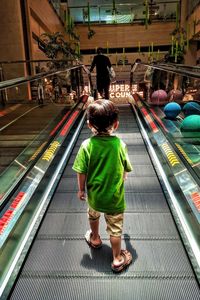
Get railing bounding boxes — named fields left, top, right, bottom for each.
left=160, top=63, right=200, bottom=74
left=50, top=0, right=179, bottom=25
left=140, top=62, right=200, bottom=79
left=0, top=61, right=92, bottom=106
left=130, top=61, right=200, bottom=104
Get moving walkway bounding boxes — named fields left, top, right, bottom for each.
left=8, top=104, right=200, bottom=299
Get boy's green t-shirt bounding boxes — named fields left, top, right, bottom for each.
left=72, top=136, right=132, bottom=214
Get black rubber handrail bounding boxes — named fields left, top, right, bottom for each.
left=0, top=64, right=86, bottom=90
left=140, top=62, right=200, bottom=79
left=159, top=63, right=200, bottom=70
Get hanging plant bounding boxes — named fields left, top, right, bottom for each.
left=66, top=8, right=80, bottom=41
left=39, top=32, right=80, bottom=67
left=75, top=42, right=81, bottom=57
left=186, top=23, right=190, bottom=50
left=87, top=2, right=96, bottom=39
left=88, top=29, right=95, bottom=39
left=168, top=27, right=187, bottom=63
left=171, top=1, right=187, bottom=63
left=39, top=32, right=64, bottom=59
left=138, top=41, right=141, bottom=53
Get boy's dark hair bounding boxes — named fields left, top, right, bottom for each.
left=87, top=100, right=119, bottom=133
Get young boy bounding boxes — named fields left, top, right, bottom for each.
left=72, top=99, right=133, bottom=273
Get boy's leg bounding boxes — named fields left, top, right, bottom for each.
left=105, top=213, right=123, bottom=263
left=105, top=213, right=132, bottom=268
left=87, top=207, right=102, bottom=247
left=89, top=219, right=102, bottom=246
left=110, top=235, right=123, bottom=264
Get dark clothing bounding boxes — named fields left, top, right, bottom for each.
left=90, top=54, right=111, bottom=99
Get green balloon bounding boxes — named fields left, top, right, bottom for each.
left=180, top=115, right=200, bottom=137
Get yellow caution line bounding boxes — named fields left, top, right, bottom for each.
left=42, top=141, right=60, bottom=162
left=137, top=100, right=143, bottom=108
left=175, top=143, right=193, bottom=165
left=29, top=142, right=47, bottom=162
left=162, top=143, right=180, bottom=166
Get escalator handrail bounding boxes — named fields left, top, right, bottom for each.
left=159, top=62, right=200, bottom=71
left=139, top=62, right=200, bottom=79
left=0, top=64, right=86, bottom=91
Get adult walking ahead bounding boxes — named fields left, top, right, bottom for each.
left=90, top=47, right=112, bottom=100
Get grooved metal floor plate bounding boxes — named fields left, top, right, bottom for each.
left=10, top=105, right=200, bottom=299
left=37, top=212, right=179, bottom=238
left=56, top=175, right=162, bottom=193
left=10, top=277, right=199, bottom=300
left=17, top=239, right=193, bottom=275
left=48, top=191, right=169, bottom=212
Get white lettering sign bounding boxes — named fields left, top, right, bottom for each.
left=109, top=84, right=138, bottom=98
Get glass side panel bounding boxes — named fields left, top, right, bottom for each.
left=134, top=64, right=200, bottom=226
left=0, top=63, right=90, bottom=206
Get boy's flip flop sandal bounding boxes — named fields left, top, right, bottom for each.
left=111, top=249, right=132, bottom=273
left=85, top=230, right=102, bottom=249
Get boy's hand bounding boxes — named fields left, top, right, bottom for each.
left=78, top=191, right=86, bottom=201
left=123, top=172, right=128, bottom=180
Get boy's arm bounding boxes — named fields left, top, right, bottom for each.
left=123, top=172, right=128, bottom=180
left=77, top=173, right=87, bottom=201
left=123, top=145, right=133, bottom=181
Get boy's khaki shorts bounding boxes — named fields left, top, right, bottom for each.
left=87, top=207, right=124, bottom=237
